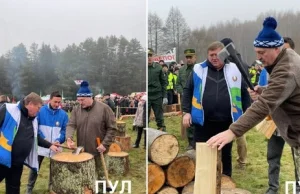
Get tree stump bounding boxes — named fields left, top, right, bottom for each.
left=165, top=156, right=195, bottom=188
left=148, top=128, right=179, bottom=166
left=116, top=120, right=126, bottom=137
left=221, top=188, right=251, bottom=194
left=157, top=186, right=179, bottom=194
left=105, top=151, right=129, bottom=175
left=221, top=175, right=236, bottom=189
left=50, top=152, right=95, bottom=194
left=109, top=142, right=122, bottom=152
left=115, top=136, right=131, bottom=151
left=148, top=163, right=165, bottom=194
left=182, top=181, right=194, bottom=194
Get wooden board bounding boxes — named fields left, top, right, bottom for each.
left=255, top=116, right=277, bottom=139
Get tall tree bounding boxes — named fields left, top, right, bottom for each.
left=148, top=12, right=164, bottom=53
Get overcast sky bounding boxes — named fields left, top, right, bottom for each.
left=0, top=0, right=146, bottom=55
left=149, top=0, right=299, bottom=29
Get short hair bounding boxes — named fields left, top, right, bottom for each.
left=207, top=41, right=225, bottom=53
left=50, top=91, right=62, bottom=99
left=162, top=64, right=168, bottom=68
left=283, top=37, right=295, bottom=49
left=24, top=92, right=43, bottom=105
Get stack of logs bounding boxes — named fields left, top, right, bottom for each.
left=148, top=128, right=251, bottom=194
left=104, top=120, right=131, bottom=175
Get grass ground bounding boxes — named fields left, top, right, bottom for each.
left=149, top=116, right=295, bottom=194
left=0, top=118, right=146, bottom=194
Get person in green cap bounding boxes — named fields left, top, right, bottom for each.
left=148, top=48, right=168, bottom=131
left=176, top=48, right=197, bottom=150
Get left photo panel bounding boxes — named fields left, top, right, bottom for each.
left=0, top=0, right=147, bottom=194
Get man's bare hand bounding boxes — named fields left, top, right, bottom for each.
left=183, top=113, right=192, bottom=128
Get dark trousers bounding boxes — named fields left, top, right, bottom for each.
left=193, top=120, right=233, bottom=177
left=134, top=126, right=146, bottom=147
left=266, top=134, right=300, bottom=194
left=27, top=155, right=50, bottom=193
left=0, top=164, right=24, bottom=194
left=167, top=90, right=173, bottom=105
left=148, top=98, right=165, bottom=131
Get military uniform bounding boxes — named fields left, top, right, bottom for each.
left=176, top=49, right=196, bottom=149
left=148, top=48, right=168, bottom=131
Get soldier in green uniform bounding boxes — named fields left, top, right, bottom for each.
left=148, top=48, right=168, bottom=131
left=176, top=49, right=197, bottom=150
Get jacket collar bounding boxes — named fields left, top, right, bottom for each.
left=265, top=48, right=287, bottom=74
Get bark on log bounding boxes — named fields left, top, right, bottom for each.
left=157, top=186, right=179, bottom=194
left=116, top=120, right=126, bottom=137
left=182, top=181, right=194, bottom=194
left=148, top=128, right=179, bottom=166
left=105, top=151, right=130, bottom=175
left=148, top=163, right=165, bottom=194
left=165, top=156, right=195, bottom=188
left=115, top=136, right=131, bottom=151
left=50, top=152, right=95, bottom=194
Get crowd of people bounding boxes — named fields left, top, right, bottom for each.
left=148, top=16, right=300, bottom=194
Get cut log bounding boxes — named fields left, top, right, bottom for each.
left=182, top=181, right=250, bottom=194
left=182, top=181, right=194, bottom=194
left=109, top=142, right=122, bottom=152
left=194, top=143, right=221, bottom=194
left=157, top=186, right=179, bottom=194
left=116, top=120, right=126, bottom=137
left=148, top=163, right=165, bottom=194
left=115, top=136, right=131, bottom=151
left=165, top=156, right=195, bottom=188
left=221, top=175, right=236, bottom=189
left=50, top=152, right=95, bottom=194
left=163, top=111, right=181, bottom=117
left=181, top=149, right=196, bottom=162
left=221, top=188, right=251, bottom=194
left=164, top=104, right=177, bottom=113
left=256, top=117, right=277, bottom=139
left=148, top=128, right=179, bottom=166
left=105, top=151, right=129, bottom=175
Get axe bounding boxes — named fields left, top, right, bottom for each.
left=217, top=42, right=254, bottom=90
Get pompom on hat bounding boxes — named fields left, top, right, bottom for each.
left=253, top=17, right=284, bottom=48
left=77, top=81, right=93, bottom=97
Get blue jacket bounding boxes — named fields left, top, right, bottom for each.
left=37, top=104, right=68, bottom=157
left=258, top=68, right=268, bottom=86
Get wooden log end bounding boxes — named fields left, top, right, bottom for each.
left=148, top=163, right=165, bottom=194
left=157, top=186, right=179, bottom=194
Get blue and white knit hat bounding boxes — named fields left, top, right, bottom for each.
left=77, top=81, right=93, bottom=97
left=253, top=17, right=284, bottom=48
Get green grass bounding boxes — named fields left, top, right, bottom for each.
left=0, top=118, right=146, bottom=194
left=150, top=116, right=295, bottom=194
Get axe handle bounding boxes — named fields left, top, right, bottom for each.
left=96, top=137, right=111, bottom=188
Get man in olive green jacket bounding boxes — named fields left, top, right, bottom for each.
left=148, top=48, right=168, bottom=131
left=176, top=49, right=196, bottom=149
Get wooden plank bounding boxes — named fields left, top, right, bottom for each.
left=194, top=142, right=221, bottom=194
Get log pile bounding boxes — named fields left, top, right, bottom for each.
left=148, top=134, right=251, bottom=194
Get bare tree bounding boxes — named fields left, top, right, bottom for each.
left=148, top=12, right=164, bottom=53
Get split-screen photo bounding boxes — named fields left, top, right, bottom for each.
left=1, top=0, right=300, bottom=193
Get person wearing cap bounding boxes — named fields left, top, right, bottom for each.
left=132, top=95, right=146, bottom=148
left=148, top=48, right=168, bottom=131
left=176, top=49, right=197, bottom=150
left=182, top=42, right=250, bottom=177
left=207, top=16, right=300, bottom=188
left=66, top=81, right=116, bottom=180
left=220, top=38, right=251, bottom=170
left=257, top=37, right=299, bottom=193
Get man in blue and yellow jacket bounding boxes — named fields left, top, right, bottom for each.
left=26, top=91, right=68, bottom=194
left=0, top=92, right=59, bottom=194
left=182, top=42, right=250, bottom=177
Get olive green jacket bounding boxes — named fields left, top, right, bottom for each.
left=148, top=63, right=167, bottom=100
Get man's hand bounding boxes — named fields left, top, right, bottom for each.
left=97, top=144, right=107, bottom=153
left=50, top=144, right=60, bottom=152
left=182, top=113, right=192, bottom=128
left=67, top=138, right=75, bottom=149
left=248, top=85, right=263, bottom=101
left=206, top=129, right=236, bottom=150
left=163, top=98, right=168, bottom=105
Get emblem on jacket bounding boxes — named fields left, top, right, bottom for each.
left=232, top=76, right=238, bottom=82
left=55, top=121, right=60, bottom=127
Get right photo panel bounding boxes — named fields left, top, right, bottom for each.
left=147, top=0, right=300, bottom=193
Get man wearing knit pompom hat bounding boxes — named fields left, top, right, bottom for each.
left=66, top=81, right=117, bottom=180
left=207, top=16, right=300, bottom=185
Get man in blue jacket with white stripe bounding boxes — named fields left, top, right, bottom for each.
left=26, top=91, right=68, bottom=194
